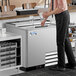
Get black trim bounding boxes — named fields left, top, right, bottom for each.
left=20, top=64, right=45, bottom=71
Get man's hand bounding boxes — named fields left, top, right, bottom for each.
left=41, top=12, right=49, bottom=26
left=41, top=20, right=45, bottom=26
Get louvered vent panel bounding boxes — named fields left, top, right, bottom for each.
left=45, top=51, right=58, bottom=67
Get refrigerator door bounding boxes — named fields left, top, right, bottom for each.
left=27, top=27, right=57, bottom=67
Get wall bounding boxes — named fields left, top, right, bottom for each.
left=0, top=0, right=73, bottom=7
left=0, top=0, right=46, bottom=7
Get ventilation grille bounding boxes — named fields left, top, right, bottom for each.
left=45, top=51, right=58, bottom=67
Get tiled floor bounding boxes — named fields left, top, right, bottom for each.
left=11, top=66, right=76, bottom=76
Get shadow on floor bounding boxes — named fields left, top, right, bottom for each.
left=11, top=66, right=76, bottom=76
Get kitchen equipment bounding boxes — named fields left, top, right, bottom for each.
left=0, top=32, right=21, bottom=71
left=16, top=9, right=38, bottom=15
left=5, top=16, right=57, bottom=70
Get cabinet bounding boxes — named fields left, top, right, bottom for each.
left=5, top=16, right=57, bottom=70
left=0, top=32, right=22, bottom=71
left=27, top=26, right=57, bottom=67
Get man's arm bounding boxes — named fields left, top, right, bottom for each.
left=41, top=7, right=52, bottom=26
left=41, top=17, right=48, bottom=26
left=43, top=0, right=68, bottom=18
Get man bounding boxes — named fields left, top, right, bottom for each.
left=41, top=0, right=76, bottom=71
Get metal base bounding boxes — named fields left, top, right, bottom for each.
left=20, top=64, right=45, bottom=71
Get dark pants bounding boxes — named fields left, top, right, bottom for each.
left=55, top=10, right=76, bottom=68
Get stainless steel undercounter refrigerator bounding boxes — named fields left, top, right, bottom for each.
left=5, top=16, right=57, bottom=71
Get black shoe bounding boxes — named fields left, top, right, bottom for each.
left=66, top=64, right=76, bottom=69
left=49, top=66, right=66, bottom=71
left=69, top=66, right=76, bottom=69
left=56, top=66, right=66, bottom=71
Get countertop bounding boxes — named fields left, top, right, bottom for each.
left=0, top=5, right=76, bottom=20
left=0, top=11, right=39, bottom=20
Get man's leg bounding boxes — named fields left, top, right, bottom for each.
left=55, top=14, right=67, bottom=68
left=65, top=32, right=76, bottom=67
